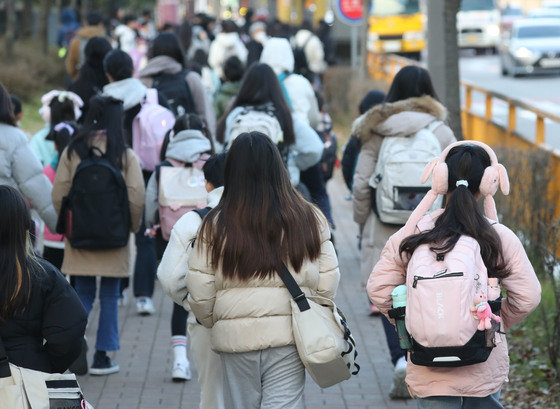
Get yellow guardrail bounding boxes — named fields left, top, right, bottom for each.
left=368, top=51, right=560, bottom=215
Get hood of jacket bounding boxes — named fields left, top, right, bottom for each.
left=103, top=78, right=147, bottom=110
left=138, top=56, right=183, bottom=80
left=352, top=95, right=448, bottom=142
left=260, top=38, right=294, bottom=74
left=207, top=186, right=224, bottom=208
left=61, top=8, right=78, bottom=26
left=214, top=32, right=243, bottom=49
left=166, top=130, right=212, bottom=163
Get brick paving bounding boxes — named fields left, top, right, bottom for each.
left=78, top=173, right=413, bottom=409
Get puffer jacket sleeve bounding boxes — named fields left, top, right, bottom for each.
left=12, top=136, right=58, bottom=232
left=41, top=262, right=87, bottom=373
left=186, top=239, right=217, bottom=328
left=433, top=123, right=457, bottom=150
left=316, top=214, right=340, bottom=300
left=352, top=137, right=380, bottom=226
left=144, top=172, right=159, bottom=229
left=292, top=113, right=323, bottom=171
left=367, top=227, right=408, bottom=315
left=495, top=224, right=541, bottom=329
left=158, top=212, right=201, bottom=308
left=124, top=150, right=146, bottom=233
left=186, top=71, right=217, bottom=135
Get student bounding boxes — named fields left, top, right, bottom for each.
left=138, top=32, right=216, bottom=134
left=186, top=132, right=339, bottom=408
left=158, top=153, right=226, bottom=408
left=0, top=185, right=87, bottom=374
left=52, top=96, right=145, bottom=375
left=216, top=63, right=323, bottom=188
left=208, top=20, right=248, bottom=79
left=213, top=56, right=245, bottom=120
left=352, top=66, right=457, bottom=398
left=0, top=83, right=58, bottom=233
left=368, top=142, right=541, bottom=408
left=66, top=11, right=106, bottom=81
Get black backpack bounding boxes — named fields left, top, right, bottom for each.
left=293, top=35, right=314, bottom=81
left=57, top=151, right=131, bottom=250
left=152, top=70, right=196, bottom=117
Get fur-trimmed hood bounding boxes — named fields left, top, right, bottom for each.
left=352, top=95, right=448, bottom=141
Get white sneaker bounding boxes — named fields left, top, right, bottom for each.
left=118, top=292, right=127, bottom=307
left=172, top=359, right=192, bottom=382
left=389, top=356, right=411, bottom=399
left=136, top=297, right=155, bottom=316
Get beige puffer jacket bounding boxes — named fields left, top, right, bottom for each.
left=186, top=211, right=340, bottom=353
left=351, top=96, right=456, bottom=284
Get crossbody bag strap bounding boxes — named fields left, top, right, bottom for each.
left=278, top=263, right=310, bottom=312
left=0, top=335, right=12, bottom=378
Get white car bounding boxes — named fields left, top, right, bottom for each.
left=458, top=0, right=501, bottom=53
left=500, top=19, right=560, bottom=76
left=527, top=8, right=560, bottom=19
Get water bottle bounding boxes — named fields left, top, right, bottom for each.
left=391, top=285, right=412, bottom=350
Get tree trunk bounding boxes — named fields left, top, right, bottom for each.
left=427, top=0, right=463, bottom=140
left=5, top=0, right=16, bottom=59
left=22, top=0, right=33, bottom=38
left=80, top=0, right=89, bottom=25
left=39, top=0, right=50, bottom=54
left=359, top=0, right=371, bottom=78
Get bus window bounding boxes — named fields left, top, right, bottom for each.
left=372, top=0, right=420, bottom=17
left=460, top=0, right=497, bottom=11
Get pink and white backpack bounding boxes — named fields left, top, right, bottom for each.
left=157, top=156, right=209, bottom=241
left=132, top=89, right=175, bottom=171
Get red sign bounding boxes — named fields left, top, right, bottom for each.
left=157, top=0, right=179, bottom=26
left=337, top=0, right=363, bottom=22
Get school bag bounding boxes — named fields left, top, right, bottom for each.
left=369, top=121, right=443, bottom=225
left=132, top=89, right=175, bottom=171
left=227, top=104, right=289, bottom=164
left=157, top=158, right=208, bottom=241
left=152, top=70, right=197, bottom=117
left=404, top=226, right=494, bottom=367
left=57, top=150, right=130, bottom=250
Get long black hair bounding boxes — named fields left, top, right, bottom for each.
left=400, top=145, right=510, bottom=279
left=0, top=83, right=16, bottom=126
left=149, top=32, right=186, bottom=68
left=199, top=132, right=321, bottom=280
left=0, top=186, right=40, bottom=321
left=385, top=66, right=439, bottom=103
left=67, top=95, right=127, bottom=169
left=216, top=63, right=294, bottom=145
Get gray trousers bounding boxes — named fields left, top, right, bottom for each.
left=220, top=345, right=305, bottom=409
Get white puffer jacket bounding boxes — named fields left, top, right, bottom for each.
left=186, top=211, right=340, bottom=353
left=0, top=123, right=58, bottom=232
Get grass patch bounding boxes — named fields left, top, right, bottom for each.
left=21, top=96, right=47, bottom=135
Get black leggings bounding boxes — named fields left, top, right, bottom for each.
left=171, top=302, right=189, bottom=336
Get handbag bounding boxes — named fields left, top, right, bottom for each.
left=278, top=263, right=360, bottom=388
left=0, top=337, right=93, bottom=409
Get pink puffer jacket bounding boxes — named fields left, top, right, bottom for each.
left=367, top=210, right=541, bottom=398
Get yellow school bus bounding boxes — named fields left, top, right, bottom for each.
left=368, top=0, right=425, bottom=58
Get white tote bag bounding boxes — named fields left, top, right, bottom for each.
left=278, top=264, right=360, bottom=388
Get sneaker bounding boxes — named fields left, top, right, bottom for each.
left=389, top=356, right=411, bottom=399
left=136, top=297, right=155, bottom=316
left=118, top=292, right=128, bottom=307
left=69, top=337, right=88, bottom=375
left=89, top=353, right=119, bottom=376
left=172, top=359, right=192, bottom=382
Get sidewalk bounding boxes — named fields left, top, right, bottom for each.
left=77, top=174, right=413, bottom=409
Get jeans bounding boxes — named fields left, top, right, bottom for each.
left=74, top=276, right=121, bottom=352
left=133, top=217, right=158, bottom=298
left=300, top=163, right=334, bottom=227
left=171, top=302, right=188, bottom=336
left=417, top=390, right=503, bottom=409
left=381, top=314, right=405, bottom=365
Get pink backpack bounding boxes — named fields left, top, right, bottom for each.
left=158, top=156, right=209, bottom=241
left=404, top=217, right=492, bottom=367
left=132, top=89, right=175, bottom=171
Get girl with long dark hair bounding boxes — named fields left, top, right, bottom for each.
left=351, top=65, right=457, bottom=398
left=217, top=63, right=323, bottom=188
left=0, top=185, right=87, bottom=374
left=52, top=95, right=146, bottom=376
left=368, top=143, right=541, bottom=408
left=186, top=132, right=339, bottom=407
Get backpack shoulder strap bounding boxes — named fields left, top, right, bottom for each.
left=277, top=263, right=310, bottom=312
left=145, top=88, right=158, bottom=105
left=193, top=206, right=212, bottom=220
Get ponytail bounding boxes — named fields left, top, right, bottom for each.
left=400, top=145, right=510, bottom=279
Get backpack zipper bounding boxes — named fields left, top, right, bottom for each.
left=412, top=270, right=464, bottom=288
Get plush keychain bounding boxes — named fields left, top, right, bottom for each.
left=471, top=290, right=501, bottom=330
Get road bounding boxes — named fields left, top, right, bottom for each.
left=459, top=54, right=560, bottom=149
